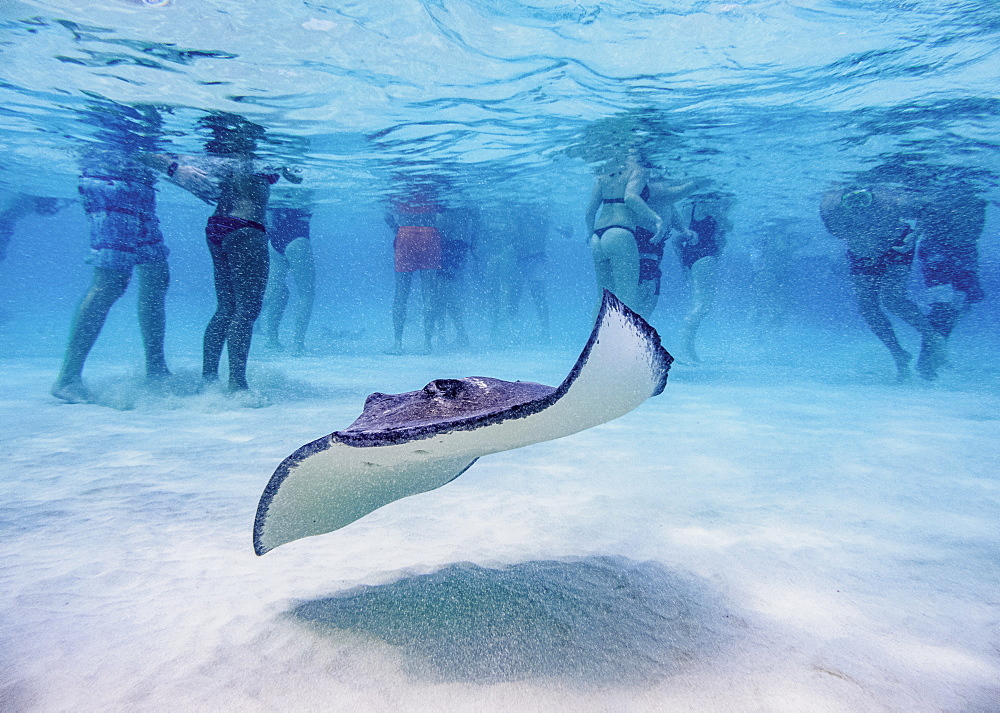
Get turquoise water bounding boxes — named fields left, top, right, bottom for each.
left=0, top=0, right=998, bottom=365
left=1, top=2, right=999, bottom=710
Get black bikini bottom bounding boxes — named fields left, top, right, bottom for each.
left=206, top=216, right=266, bottom=247
left=593, top=224, right=634, bottom=238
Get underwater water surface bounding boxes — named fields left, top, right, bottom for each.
left=0, top=1, right=998, bottom=711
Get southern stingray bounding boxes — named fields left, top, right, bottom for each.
left=253, top=290, right=673, bottom=554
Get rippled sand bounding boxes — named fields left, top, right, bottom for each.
left=1, top=352, right=998, bottom=711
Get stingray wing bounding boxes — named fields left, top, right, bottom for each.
left=253, top=291, right=671, bottom=554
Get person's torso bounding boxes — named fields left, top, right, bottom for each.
left=213, top=159, right=274, bottom=222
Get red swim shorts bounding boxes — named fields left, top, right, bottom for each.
left=394, top=225, right=442, bottom=272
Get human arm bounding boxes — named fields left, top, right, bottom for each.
left=658, top=176, right=712, bottom=203
left=715, top=224, right=728, bottom=252
left=819, top=190, right=844, bottom=237
left=670, top=203, right=697, bottom=245
left=891, top=219, right=919, bottom=253
left=624, top=169, right=664, bottom=239
left=139, top=153, right=219, bottom=204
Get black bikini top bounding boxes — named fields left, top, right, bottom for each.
left=602, top=184, right=651, bottom=204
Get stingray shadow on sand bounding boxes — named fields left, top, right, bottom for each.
left=288, top=555, right=731, bottom=685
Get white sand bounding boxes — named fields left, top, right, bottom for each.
left=1, top=347, right=998, bottom=712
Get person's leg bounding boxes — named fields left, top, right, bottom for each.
left=135, top=259, right=170, bottom=378
left=925, top=282, right=972, bottom=339
left=507, top=268, right=525, bottom=320
left=589, top=234, right=615, bottom=311
left=203, top=242, right=235, bottom=382
left=593, top=228, right=640, bottom=311
left=928, top=301, right=961, bottom=338
left=222, top=228, right=269, bottom=391
left=390, top=271, right=413, bottom=353
left=528, top=276, right=550, bottom=339
left=449, top=288, right=470, bottom=348
left=53, top=266, right=131, bottom=400
left=681, top=256, right=719, bottom=363
left=634, top=279, right=657, bottom=319
left=880, top=264, right=944, bottom=380
left=285, top=238, right=315, bottom=354
left=261, top=245, right=290, bottom=350
left=438, top=275, right=469, bottom=348
left=850, top=272, right=912, bottom=380
left=420, top=269, right=442, bottom=353
left=0, top=225, right=13, bottom=263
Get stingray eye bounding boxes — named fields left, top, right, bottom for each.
left=423, top=379, right=464, bottom=398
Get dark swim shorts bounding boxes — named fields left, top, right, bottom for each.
left=846, top=225, right=915, bottom=277
left=846, top=247, right=915, bottom=277
left=919, top=243, right=984, bottom=303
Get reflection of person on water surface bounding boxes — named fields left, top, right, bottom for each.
left=820, top=184, right=944, bottom=381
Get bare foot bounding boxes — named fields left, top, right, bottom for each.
left=51, top=379, right=91, bottom=404
left=892, top=349, right=913, bottom=383
left=227, top=389, right=270, bottom=408
left=145, top=368, right=172, bottom=387
left=916, top=334, right=945, bottom=381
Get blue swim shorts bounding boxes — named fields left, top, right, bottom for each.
left=79, top=174, right=168, bottom=271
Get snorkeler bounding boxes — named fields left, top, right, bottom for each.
left=585, top=148, right=665, bottom=316
left=916, top=181, right=986, bottom=340
left=820, top=184, right=945, bottom=381
left=199, top=113, right=302, bottom=392
left=386, top=190, right=444, bottom=355
left=262, top=192, right=315, bottom=356
left=675, top=194, right=730, bottom=364
left=52, top=101, right=215, bottom=404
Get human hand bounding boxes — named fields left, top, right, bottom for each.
left=280, top=167, right=304, bottom=184
left=892, top=222, right=917, bottom=252
left=683, top=228, right=698, bottom=245
left=652, top=217, right=666, bottom=242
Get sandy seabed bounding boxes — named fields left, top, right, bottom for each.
left=1, top=348, right=998, bottom=712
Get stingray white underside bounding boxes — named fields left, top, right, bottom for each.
left=254, top=292, right=670, bottom=554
